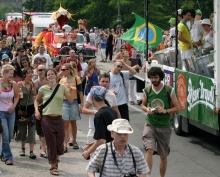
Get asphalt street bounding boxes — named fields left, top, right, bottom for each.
left=1, top=55, right=220, bottom=177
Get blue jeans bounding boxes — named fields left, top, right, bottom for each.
left=0, top=111, right=15, bottom=161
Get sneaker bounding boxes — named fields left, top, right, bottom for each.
left=130, top=101, right=135, bottom=105
left=29, top=152, right=36, bottom=159
left=19, top=150, right=25, bottom=156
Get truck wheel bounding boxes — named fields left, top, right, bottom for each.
left=173, top=114, right=184, bottom=136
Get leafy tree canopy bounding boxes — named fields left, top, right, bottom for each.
left=20, top=0, right=213, bottom=30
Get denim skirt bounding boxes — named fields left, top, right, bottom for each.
left=62, top=100, right=81, bottom=121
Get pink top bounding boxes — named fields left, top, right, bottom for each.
left=0, top=87, right=14, bottom=111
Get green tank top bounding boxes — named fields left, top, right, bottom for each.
left=145, top=85, right=172, bottom=127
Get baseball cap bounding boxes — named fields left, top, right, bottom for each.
left=196, top=9, right=202, bottom=15
left=2, top=54, right=9, bottom=60
left=90, top=86, right=107, bottom=101
left=107, top=119, right=134, bottom=134
left=168, top=18, right=176, bottom=25
left=177, top=9, right=182, bottom=15
left=201, top=19, right=211, bottom=26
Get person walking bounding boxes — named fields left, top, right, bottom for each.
left=141, top=66, right=180, bottom=177
left=17, top=68, right=37, bottom=159
left=0, top=64, right=19, bottom=165
left=82, top=86, right=117, bottom=160
left=86, top=118, right=149, bottom=177
left=82, top=59, right=100, bottom=96
left=82, top=72, right=120, bottom=143
left=59, top=63, right=83, bottom=152
left=34, top=68, right=74, bottom=176
left=33, top=64, right=48, bottom=158
left=109, top=61, right=136, bottom=121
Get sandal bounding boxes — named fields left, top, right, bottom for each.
left=73, top=142, right=79, bottom=149
left=40, top=151, right=48, bottom=158
left=5, top=160, right=13, bottom=165
left=1, top=157, right=6, bottom=162
left=50, top=168, right=59, bottom=176
left=68, top=139, right=73, bottom=146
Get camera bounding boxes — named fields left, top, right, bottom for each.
left=151, top=108, right=158, bottom=113
left=124, top=174, right=137, bottom=177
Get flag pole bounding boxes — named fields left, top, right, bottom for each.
left=146, top=0, right=149, bottom=62
left=175, top=0, right=178, bottom=68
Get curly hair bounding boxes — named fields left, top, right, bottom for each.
left=147, top=67, right=164, bottom=80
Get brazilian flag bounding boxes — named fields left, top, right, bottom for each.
left=120, top=13, right=163, bottom=52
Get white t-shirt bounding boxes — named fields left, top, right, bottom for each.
left=89, top=33, right=95, bottom=41
left=62, top=24, right=72, bottom=34
left=86, top=89, right=117, bottom=107
left=86, top=90, right=117, bottom=130
left=32, top=53, right=53, bottom=68
left=187, top=20, right=204, bottom=42
left=80, top=62, right=88, bottom=77
left=109, top=71, right=130, bottom=106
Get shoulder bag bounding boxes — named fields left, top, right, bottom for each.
left=38, top=84, right=60, bottom=115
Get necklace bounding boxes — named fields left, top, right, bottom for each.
left=1, top=81, right=12, bottom=92
left=23, top=81, right=33, bottom=91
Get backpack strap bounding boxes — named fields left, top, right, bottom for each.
left=119, top=72, right=125, bottom=88
left=164, top=84, right=172, bottom=108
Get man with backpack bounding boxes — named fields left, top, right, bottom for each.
left=86, top=118, right=149, bottom=177
left=141, top=66, right=180, bottom=177
left=109, top=61, right=136, bottom=121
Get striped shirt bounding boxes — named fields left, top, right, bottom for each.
left=86, top=142, right=149, bottom=177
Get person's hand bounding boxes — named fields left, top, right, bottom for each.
left=82, top=150, right=90, bottom=160
left=79, top=104, right=83, bottom=114
left=7, top=105, right=15, bottom=113
left=145, top=107, right=154, bottom=115
left=110, top=90, right=118, bottom=95
left=93, top=110, right=98, bottom=115
left=35, top=110, right=41, bottom=120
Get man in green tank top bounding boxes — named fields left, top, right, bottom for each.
left=141, top=67, right=180, bottom=177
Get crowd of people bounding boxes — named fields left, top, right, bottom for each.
left=0, top=6, right=199, bottom=177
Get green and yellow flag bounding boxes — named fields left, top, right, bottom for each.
left=120, top=13, right=163, bottom=51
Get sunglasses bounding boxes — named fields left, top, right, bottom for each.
left=20, top=51, right=24, bottom=52
left=61, top=69, right=68, bottom=71
left=38, top=69, right=45, bottom=72
left=117, top=65, right=123, bottom=68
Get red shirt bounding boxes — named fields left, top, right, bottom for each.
left=61, top=57, right=82, bottom=72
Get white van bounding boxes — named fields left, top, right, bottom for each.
left=31, top=13, right=55, bottom=36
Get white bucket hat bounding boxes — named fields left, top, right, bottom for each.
left=202, top=19, right=211, bottom=26
left=107, top=119, right=133, bottom=134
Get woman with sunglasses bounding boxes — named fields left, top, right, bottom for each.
left=60, top=63, right=83, bottom=151
left=34, top=68, right=74, bottom=176
left=12, top=47, right=24, bottom=66
left=113, top=44, right=127, bottom=62
left=0, top=64, right=20, bottom=165
left=17, top=68, right=37, bottom=159
left=82, top=59, right=100, bottom=96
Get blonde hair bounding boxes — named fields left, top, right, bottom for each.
left=63, top=63, right=76, bottom=77
left=86, top=59, right=96, bottom=72
left=1, top=64, right=15, bottom=76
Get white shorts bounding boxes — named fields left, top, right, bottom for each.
left=181, top=49, right=194, bottom=60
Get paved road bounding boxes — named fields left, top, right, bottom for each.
left=1, top=56, right=220, bottom=177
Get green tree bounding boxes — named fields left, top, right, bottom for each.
left=0, top=5, right=21, bottom=19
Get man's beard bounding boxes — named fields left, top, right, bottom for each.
left=152, top=80, right=161, bottom=86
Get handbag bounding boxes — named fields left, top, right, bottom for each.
left=17, top=85, right=32, bottom=125
left=38, top=84, right=60, bottom=115
left=75, top=77, right=81, bottom=104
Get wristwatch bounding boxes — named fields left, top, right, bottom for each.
left=166, top=109, right=170, bottom=114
